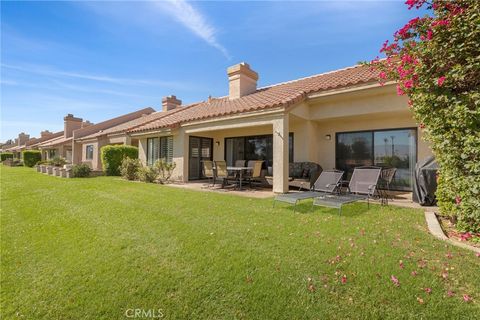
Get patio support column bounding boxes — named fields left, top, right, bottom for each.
left=272, top=114, right=289, bottom=193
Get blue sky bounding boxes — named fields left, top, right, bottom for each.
left=0, top=0, right=428, bottom=141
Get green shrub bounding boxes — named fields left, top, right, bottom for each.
left=72, top=164, right=91, bottom=178
left=120, top=157, right=141, bottom=181
left=0, top=153, right=14, bottom=162
left=22, top=150, right=42, bottom=167
left=154, top=159, right=176, bottom=184
left=100, top=145, right=138, bottom=176
left=50, top=157, right=67, bottom=167
left=137, top=165, right=157, bottom=183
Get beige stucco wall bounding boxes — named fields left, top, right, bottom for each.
left=132, top=85, right=434, bottom=192
left=77, top=135, right=129, bottom=171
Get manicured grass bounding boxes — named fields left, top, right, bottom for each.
left=1, top=166, right=479, bottom=319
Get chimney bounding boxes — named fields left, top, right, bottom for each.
left=40, top=130, right=53, bottom=138
left=17, top=132, right=30, bottom=146
left=64, top=114, right=83, bottom=138
left=227, top=62, right=258, bottom=100
left=81, top=120, right=93, bottom=128
left=162, top=95, right=182, bottom=112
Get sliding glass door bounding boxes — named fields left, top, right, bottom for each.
left=225, top=133, right=294, bottom=167
left=336, top=128, right=417, bottom=191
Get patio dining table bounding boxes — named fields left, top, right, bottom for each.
left=227, top=166, right=251, bottom=190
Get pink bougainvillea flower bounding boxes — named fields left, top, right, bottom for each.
left=476, top=252, right=480, bottom=258
left=437, top=76, right=446, bottom=86
left=404, top=79, right=414, bottom=89
left=390, top=275, right=400, bottom=287
left=447, top=290, right=455, bottom=297
left=455, top=196, right=462, bottom=205
left=411, top=270, right=418, bottom=276
left=460, top=232, right=472, bottom=241
left=341, top=275, right=347, bottom=284
left=396, top=85, right=405, bottom=96
left=424, top=288, right=432, bottom=294
left=399, top=260, right=405, bottom=269
left=426, top=29, right=433, bottom=40
left=463, top=294, right=472, bottom=302
left=379, top=71, right=387, bottom=79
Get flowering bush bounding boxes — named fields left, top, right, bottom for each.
left=368, top=0, right=479, bottom=232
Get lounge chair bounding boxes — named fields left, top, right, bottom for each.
left=273, top=170, right=344, bottom=212
left=312, top=167, right=381, bottom=215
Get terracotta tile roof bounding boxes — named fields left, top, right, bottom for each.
left=26, top=131, right=64, bottom=148
left=128, top=64, right=378, bottom=133
left=38, top=136, right=72, bottom=148
left=79, top=108, right=182, bottom=140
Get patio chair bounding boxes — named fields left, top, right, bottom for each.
left=245, top=160, right=264, bottom=188
left=273, top=170, right=344, bottom=213
left=202, top=160, right=215, bottom=187
left=214, top=160, right=234, bottom=188
left=378, top=167, right=396, bottom=203
left=312, top=167, right=381, bottom=215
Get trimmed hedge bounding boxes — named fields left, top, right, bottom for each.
left=22, top=150, right=42, bottom=167
left=1, top=153, right=14, bottom=162
left=100, top=145, right=138, bottom=176
left=72, top=164, right=91, bottom=178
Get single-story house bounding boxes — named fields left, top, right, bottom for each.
left=25, top=130, right=64, bottom=151
left=4, top=132, right=33, bottom=158
left=127, top=62, right=433, bottom=193
left=38, top=114, right=92, bottom=162
left=72, top=107, right=155, bottom=170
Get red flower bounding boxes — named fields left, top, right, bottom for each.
left=424, top=287, right=432, bottom=294
left=463, top=294, right=472, bottom=302
left=404, top=80, right=413, bottom=89
left=419, top=123, right=425, bottom=129
left=455, top=196, right=462, bottom=205
left=341, top=275, right=347, bottom=284
left=460, top=232, right=472, bottom=241
left=379, top=71, right=387, bottom=80
left=426, top=29, right=433, bottom=40
left=396, top=85, right=405, bottom=96
left=437, top=76, right=446, bottom=86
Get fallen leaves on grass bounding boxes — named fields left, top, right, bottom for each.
left=390, top=275, right=400, bottom=287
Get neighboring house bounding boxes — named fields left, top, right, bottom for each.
left=4, top=132, right=33, bottom=158
left=71, top=107, right=155, bottom=170
left=127, top=62, right=433, bottom=193
left=38, top=114, right=92, bottom=162
left=25, top=130, right=64, bottom=151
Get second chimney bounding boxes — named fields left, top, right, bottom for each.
left=162, top=95, right=182, bottom=112
left=227, top=62, right=258, bottom=100
left=64, top=114, right=83, bottom=138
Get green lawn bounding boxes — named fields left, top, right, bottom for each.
left=1, top=166, right=479, bottom=319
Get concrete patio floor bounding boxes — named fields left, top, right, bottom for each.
left=168, top=180, right=437, bottom=211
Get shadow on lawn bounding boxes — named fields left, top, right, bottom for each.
left=278, top=200, right=373, bottom=217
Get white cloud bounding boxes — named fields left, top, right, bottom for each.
left=156, top=0, right=230, bottom=59
left=1, top=63, right=186, bottom=88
